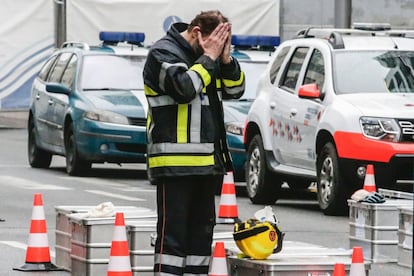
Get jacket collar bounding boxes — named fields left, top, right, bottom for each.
left=168, top=22, right=197, bottom=58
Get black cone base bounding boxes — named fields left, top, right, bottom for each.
left=13, top=262, right=64, bottom=271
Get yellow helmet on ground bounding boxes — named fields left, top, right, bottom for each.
left=233, top=218, right=284, bottom=260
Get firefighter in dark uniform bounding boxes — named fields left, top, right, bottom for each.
left=143, top=10, right=245, bottom=275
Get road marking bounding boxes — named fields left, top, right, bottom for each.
left=119, top=187, right=155, bottom=192
left=60, top=176, right=155, bottom=192
left=85, top=190, right=145, bottom=201
left=0, top=241, right=55, bottom=257
left=0, top=164, right=29, bottom=168
left=0, top=176, right=71, bottom=190
left=60, top=176, right=133, bottom=188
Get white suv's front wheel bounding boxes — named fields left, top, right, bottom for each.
left=246, top=135, right=282, bottom=204
left=316, top=142, right=348, bottom=216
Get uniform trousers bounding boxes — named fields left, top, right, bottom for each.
left=153, top=175, right=218, bottom=275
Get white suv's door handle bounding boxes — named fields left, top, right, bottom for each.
left=48, top=99, right=54, bottom=105
left=270, top=102, right=276, bottom=109
left=35, top=94, right=40, bottom=100
left=290, top=108, right=298, bottom=117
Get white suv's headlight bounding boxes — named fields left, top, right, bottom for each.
left=225, top=122, right=244, bottom=136
left=84, top=110, right=129, bottom=125
left=360, top=117, right=400, bottom=142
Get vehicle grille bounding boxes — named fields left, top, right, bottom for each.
left=128, top=117, right=146, bottom=126
left=397, top=119, right=414, bottom=142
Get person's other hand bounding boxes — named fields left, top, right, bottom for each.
left=220, top=23, right=232, bottom=64
left=199, top=22, right=230, bottom=61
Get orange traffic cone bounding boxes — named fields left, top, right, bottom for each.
left=209, top=241, right=228, bottom=276
left=13, top=193, right=62, bottom=271
left=216, top=172, right=239, bottom=224
left=349, top=246, right=366, bottom=276
left=363, top=164, right=376, bottom=192
left=107, top=212, right=132, bottom=276
left=333, top=263, right=346, bottom=276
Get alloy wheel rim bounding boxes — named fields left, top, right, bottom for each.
left=320, top=157, right=334, bottom=205
left=247, top=147, right=260, bottom=196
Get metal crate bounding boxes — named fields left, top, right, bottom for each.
left=398, top=206, right=413, bottom=268
left=55, top=206, right=97, bottom=271
left=68, top=207, right=156, bottom=276
left=126, top=220, right=157, bottom=275
left=227, top=241, right=370, bottom=276
left=348, top=199, right=412, bottom=263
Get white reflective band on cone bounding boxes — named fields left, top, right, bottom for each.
left=27, top=233, right=49, bottom=246
left=31, top=206, right=46, bottom=220
left=219, top=194, right=237, bottom=205
left=107, top=256, right=131, bottom=271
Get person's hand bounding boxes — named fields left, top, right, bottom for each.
left=198, top=22, right=230, bottom=61
left=220, top=23, right=232, bottom=64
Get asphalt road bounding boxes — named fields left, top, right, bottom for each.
left=0, top=126, right=412, bottom=275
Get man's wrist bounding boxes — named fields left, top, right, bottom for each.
left=221, top=56, right=232, bottom=64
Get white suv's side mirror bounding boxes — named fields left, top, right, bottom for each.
left=298, top=83, right=320, bottom=99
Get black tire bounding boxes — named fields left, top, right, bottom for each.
left=316, top=142, right=348, bottom=215
left=245, top=135, right=281, bottom=204
left=27, top=118, right=52, bottom=168
left=64, top=124, right=91, bottom=176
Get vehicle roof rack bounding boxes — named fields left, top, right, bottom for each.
left=61, top=41, right=90, bottom=50
left=352, top=22, right=391, bottom=31
left=296, top=24, right=414, bottom=49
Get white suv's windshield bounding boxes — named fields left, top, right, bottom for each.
left=80, top=55, right=145, bottom=90
left=334, top=51, right=414, bottom=94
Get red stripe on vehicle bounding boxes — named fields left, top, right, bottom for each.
left=334, top=131, right=414, bottom=162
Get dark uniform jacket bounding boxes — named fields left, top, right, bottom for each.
left=143, top=22, right=245, bottom=179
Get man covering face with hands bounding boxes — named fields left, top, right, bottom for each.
left=143, top=10, right=245, bottom=276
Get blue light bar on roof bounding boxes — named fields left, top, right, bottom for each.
left=99, top=31, right=145, bottom=45
left=231, top=35, right=280, bottom=48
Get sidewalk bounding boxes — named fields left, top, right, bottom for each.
left=0, top=110, right=28, bottom=129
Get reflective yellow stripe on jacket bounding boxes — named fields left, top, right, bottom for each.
left=148, top=155, right=214, bottom=168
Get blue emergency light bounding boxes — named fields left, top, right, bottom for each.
left=99, top=31, right=145, bottom=45
left=231, top=35, right=280, bottom=50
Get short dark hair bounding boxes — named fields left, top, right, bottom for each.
left=188, top=10, right=229, bottom=35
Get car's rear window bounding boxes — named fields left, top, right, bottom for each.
left=80, top=55, right=146, bottom=90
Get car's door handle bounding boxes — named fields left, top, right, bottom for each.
left=35, top=94, right=40, bottom=100
left=290, top=108, right=298, bottom=117
left=270, top=102, right=276, bottom=109
left=48, top=99, right=54, bottom=105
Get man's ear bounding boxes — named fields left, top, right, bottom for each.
left=191, top=26, right=201, bottom=39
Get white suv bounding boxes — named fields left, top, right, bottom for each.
left=244, top=27, right=414, bottom=215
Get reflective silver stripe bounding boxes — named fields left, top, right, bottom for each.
left=147, top=95, right=176, bottom=107
left=185, top=255, right=210, bottom=266
left=160, top=62, right=188, bottom=91
left=217, top=90, right=223, bottom=101
left=186, top=70, right=203, bottom=93
left=154, top=253, right=185, bottom=267
left=190, top=95, right=201, bottom=143
left=224, top=84, right=245, bottom=95
left=147, top=142, right=214, bottom=155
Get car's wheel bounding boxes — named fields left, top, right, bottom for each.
left=64, top=124, right=91, bottom=176
left=246, top=135, right=281, bottom=204
left=316, top=142, right=348, bottom=215
left=27, top=118, right=52, bottom=168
